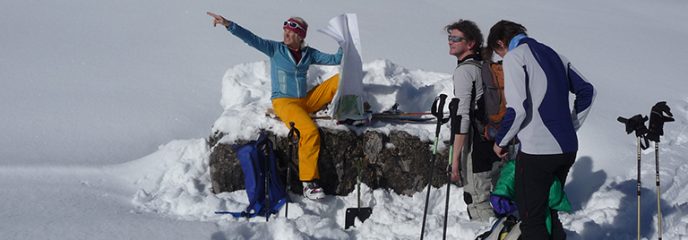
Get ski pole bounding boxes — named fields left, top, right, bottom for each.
left=262, top=131, right=271, bottom=222
left=420, top=94, right=447, bottom=240
left=636, top=136, right=641, bottom=240
left=647, top=101, right=674, bottom=240
left=655, top=142, right=662, bottom=240
left=618, top=114, right=649, bottom=240
left=286, top=122, right=300, bottom=219
left=358, top=157, right=362, bottom=213
left=442, top=98, right=460, bottom=240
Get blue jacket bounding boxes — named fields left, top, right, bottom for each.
left=228, top=23, right=342, bottom=99
left=495, top=37, right=595, bottom=154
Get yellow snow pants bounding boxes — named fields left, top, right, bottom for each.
left=271, top=74, right=339, bottom=181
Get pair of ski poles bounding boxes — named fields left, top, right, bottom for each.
left=618, top=101, right=674, bottom=240
left=420, top=94, right=461, bottom=240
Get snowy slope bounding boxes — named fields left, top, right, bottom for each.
left=2, top=0, right=688, bottom=239
left=122, top=60, right=688, bottom=240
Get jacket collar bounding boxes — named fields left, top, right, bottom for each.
left=457, top=53, right=481, bottom=65
left=508, top=34, right=528, bottom=51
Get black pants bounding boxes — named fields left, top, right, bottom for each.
left=471, top=133, right=500, bottom=173
left=515, top=151, right=576, bottom=240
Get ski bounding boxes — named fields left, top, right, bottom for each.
left=265, top=109, right=435, bottom=124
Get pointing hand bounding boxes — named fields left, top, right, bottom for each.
left=206, top=12, right=231, bottom=27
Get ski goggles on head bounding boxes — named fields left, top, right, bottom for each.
left=283, top=20, right=305, bottom=31
left=283, top=19, right=307, bottom=38
left=448, top=35, right=466, bottom=43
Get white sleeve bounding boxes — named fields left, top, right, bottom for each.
left=452, top=65, right=480, bottom=134
left=560, top=55, right=596, bottom=130
left=496, top=53, right=528, bottom=147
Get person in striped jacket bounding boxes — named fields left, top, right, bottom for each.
left=489, top=20, right=596, bottom=240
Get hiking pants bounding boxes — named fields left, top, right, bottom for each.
left=272, top=74, right=339, bottom=181
left=461, top=130, right=501, bottom=222
left=515, top=151, right=576, bottom=240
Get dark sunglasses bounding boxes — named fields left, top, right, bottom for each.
left=448, top=35, right=466, bottom=43
left=283, top=21, right=304, bottom=30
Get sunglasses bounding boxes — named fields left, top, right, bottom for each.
left=283, top=20, right=304, bottom=31
left=448, top=35, right=466, bottom=43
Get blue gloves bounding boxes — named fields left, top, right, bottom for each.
left=490, top=194, right=517, bottom=216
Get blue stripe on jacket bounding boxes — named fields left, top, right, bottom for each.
left=525, top=38, right=578, bottom=153
left=568, top=65, right=595, bottom=114
left=495, top=66, right=532, bottom=146
left=495, top=37, right=594, bottom=154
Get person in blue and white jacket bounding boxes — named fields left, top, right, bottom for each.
left=207, top=12, right=343, bottom=200
left=489, top=20, right=595, bottom=240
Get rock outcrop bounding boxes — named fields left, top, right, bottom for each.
left=208, top=128, right=451, bottom=196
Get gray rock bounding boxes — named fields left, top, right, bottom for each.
left=208, top=128, right=450, bottom=196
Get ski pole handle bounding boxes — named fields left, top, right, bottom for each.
left=618, top=114, right=651, bottom=149
left=647, top=101, right=674, bottom=143
left=448, top=98, right=460, bottom=144
left=288, top=122, right=300, bottom=145
left=447, top=98, right=459, bottom=166
left=617, top=114, right=648, bottom=136
left=433, top=94, right=448, bottom=117
left=431, top=94, right=448, bottom=138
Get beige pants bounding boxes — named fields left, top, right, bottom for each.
left=460, top=129, right=503, bottom=222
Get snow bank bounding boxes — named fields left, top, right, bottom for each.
left=211, top=59, right=455, bottom=144
left=110, top=60, right=478, bottom=239
left=114, top=61, right=688, bottom=239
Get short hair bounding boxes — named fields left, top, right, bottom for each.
left=445, top=19, right=483, bottom=53
left=487, top=20, right=527, bottom=50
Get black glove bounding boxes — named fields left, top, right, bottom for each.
left=617, top=114, right=649, bottom=137
left=647, top=101, right=674, bottom=142
left=617, top=114, right=650, bottom=149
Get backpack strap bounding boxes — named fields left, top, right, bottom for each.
left=469, top=75, right=485, bottom=138
left=254, top=131, right=272, bottom=220
left=456, top=58, right=483, bottom=136
left=255, top=131, right=288, bottom=217
left=453, top=54, right=482, bottom=96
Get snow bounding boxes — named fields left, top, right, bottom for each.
left=2, top=0, right=688, bottom=239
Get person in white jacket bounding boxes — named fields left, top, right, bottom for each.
left=489, top=20, right=596, bottom=240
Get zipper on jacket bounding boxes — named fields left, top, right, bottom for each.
left=295, top=49, right=307, bottom=97
left=295, top=70, right=300, bottom=97
left=297, top=49, right=309, bottom=97
left=286, top=47, right=303, bottom=97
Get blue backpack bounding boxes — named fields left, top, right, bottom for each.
left=216, top=132, right=288, bottom=219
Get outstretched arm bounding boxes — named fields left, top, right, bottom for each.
left=310, top=47, right=343, bottom=65
left=206, top=11, right=277, bottom=56
left=207, top=12, right=231, bottom=28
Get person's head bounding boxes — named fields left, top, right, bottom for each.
left=487, top=20, right=527, bottom=57
left=445, top=20, right=483, bottom=60
left=283, top=17, right=308, bottom=49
